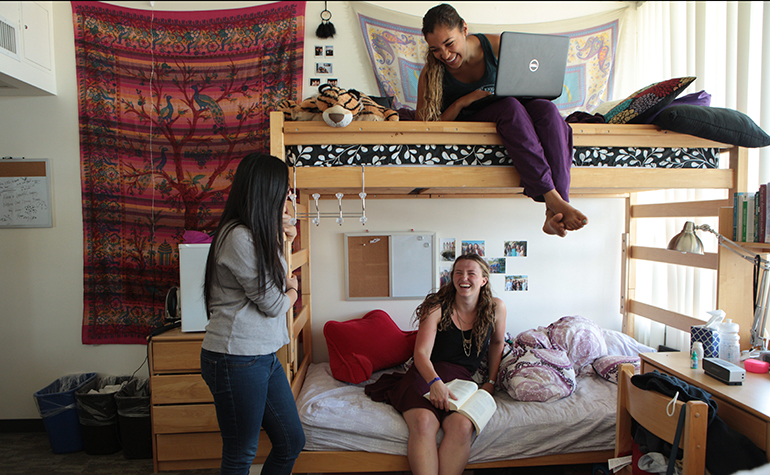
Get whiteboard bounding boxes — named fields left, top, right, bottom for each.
left=0, top=159, right=52, bottom=228
left=391, top=233, right=434, bottom=298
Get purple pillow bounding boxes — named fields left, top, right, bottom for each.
left=547, top=316, right=608, bottom=374
left=498, top=348, right=576, bottom=402
left=592, top=355, right=640, bottom=384
left=645, top=90, right=711, bottom=123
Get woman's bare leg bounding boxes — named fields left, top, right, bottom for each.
left=437, top=413, right=474, bottom=475
left=403, top=408, right=441, bottom=475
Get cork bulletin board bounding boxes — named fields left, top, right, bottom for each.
left=0, top=158, right=52, bottom=228
left=345, top=232, right=435, bottom=300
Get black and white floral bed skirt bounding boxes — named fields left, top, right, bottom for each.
left=285, top=144, right=719, bottom=168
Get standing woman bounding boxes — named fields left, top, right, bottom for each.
left=200, top=153, right=305, bottom=475
left=418, top=3, right=587, bottom=237
left=366, top=254, right=507, bottom=475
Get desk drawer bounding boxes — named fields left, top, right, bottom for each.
left=151, top=374, right=212, bottom=405
left=153, top=404, right=218, bottom=434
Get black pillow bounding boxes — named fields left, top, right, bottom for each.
left=653, top=105, right=770, bottom=148
left=369, top=96, right=395, bottom=109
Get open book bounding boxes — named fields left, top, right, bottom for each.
left=424, top=379, right=497, bottom=434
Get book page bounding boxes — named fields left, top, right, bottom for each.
left=424, top=378, right=478, bottom=410
left=458, top=389, right=497, bottom=434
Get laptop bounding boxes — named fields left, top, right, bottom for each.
left=464, top=31, right=569, bottom=111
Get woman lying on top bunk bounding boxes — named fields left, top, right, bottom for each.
left=416, top=3, right=587, bottom=237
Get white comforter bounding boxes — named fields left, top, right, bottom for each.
left=296, top=362, right=618, bottom=463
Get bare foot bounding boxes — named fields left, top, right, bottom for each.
left=543, top=190, right=588, bottom=231
left=543, top=210, right=567, bottom=237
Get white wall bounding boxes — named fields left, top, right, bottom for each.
left=0, top=1, right=629, bottom=420
left=309, top=196, right=625, bottom=363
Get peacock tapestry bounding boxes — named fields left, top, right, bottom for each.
left=73, top=1, right=305, bottom=344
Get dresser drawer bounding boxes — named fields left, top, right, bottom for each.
left=153, top=404, right=218, bottom=434
left=151, top=374, right=212, bottom=405
left=156, top=430, right=270, bottom=462
left=151, top=340, right=203, bottom=373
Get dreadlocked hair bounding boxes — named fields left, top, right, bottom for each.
left=420, top=3, right=466, bottom=122
left=413, top=253, right=496, bottom=356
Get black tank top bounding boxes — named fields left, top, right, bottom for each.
left=430, top=312, right=492, bottom=374
left=441, top=34, right=498, bottom=112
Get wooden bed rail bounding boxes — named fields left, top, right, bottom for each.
left=269, top=111, right=736, bottom=198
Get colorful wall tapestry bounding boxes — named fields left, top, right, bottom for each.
left=352, top=3, right=623, bottom=116
left=73, top=1, right=305, bottom=344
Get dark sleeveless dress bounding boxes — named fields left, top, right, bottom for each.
left=364, top=317, right=492, bottom=421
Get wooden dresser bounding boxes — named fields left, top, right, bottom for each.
left=148, top=328, right=270, bottom=472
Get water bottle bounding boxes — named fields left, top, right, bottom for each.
left=718, top=319, right=740, bottom=365
left=693, top=341, right=704, bottom=365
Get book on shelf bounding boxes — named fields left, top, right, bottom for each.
left=423, top=378, right=497, bottom=434
left=758, top=184, right=766, bottom=243
left=747, top=193, right=756, bottom=243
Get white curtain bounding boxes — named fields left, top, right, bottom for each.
left=629, top=1, right=768, bottom=350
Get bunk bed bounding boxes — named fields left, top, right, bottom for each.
left=267, top=110, right=748, bottom=473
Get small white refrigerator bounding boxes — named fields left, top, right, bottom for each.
left=178, top=243, right=211, bottom=332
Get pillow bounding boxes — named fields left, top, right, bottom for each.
left=324, top=309, right=417, bottom=384
left=644, top=89, right=712, bottom=123
left=547, top=315, right=607, bottom=374
left=498, top=348, right=576, bottom=402
left=602, top=329, right=656, bottom=357
left=593, top=98, right=623, bottom=116
left=603, top=77, right=696, bottom=124
left=592, top=355, right=641, bottom=384
left=653, top=105, right=770, bottom=148
left=369, top=95, right=395, bottom=109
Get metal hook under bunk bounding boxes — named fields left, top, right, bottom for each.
left=290, top=165, right=368, bottom=226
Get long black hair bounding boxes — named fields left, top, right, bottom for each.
left=204, top=153, right=289, bottom=313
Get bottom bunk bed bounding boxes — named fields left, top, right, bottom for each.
left=290, top=325, right=654, bottom=473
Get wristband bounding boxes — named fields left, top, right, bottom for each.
left=428, top=376, right=441, bottom=387
left=287, top=287, right=298, bottom=295
left=488, top=379, right=496, bottom=386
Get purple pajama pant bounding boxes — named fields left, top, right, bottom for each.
left=468, top=97, right=573, bottom=203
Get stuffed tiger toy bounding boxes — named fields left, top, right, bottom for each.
left=276, top=83, right=399, bottom=128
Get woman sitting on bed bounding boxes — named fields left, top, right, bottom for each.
left=417, top=3, right=587, bottom=237
left=365, top=254, right=507, bottom=475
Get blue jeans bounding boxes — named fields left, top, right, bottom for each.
left=200, top=349, right=305, bottom=475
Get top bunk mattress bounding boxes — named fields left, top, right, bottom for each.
left=296, top=362, right=618, bottom=464
left=286, top=143, right=720, bottom=168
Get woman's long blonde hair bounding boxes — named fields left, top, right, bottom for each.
left=413, top=253, right=496, bottom=356
left=420, top=4, right=466, bottom=122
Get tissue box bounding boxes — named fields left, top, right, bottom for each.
left=691, top=326, right=720, bottom=358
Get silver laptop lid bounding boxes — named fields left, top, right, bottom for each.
left=495, top=31, right=569, bottom=100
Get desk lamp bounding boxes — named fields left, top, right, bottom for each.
left=668, top=221, right=769, bottom=350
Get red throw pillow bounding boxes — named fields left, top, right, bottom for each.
left=324, top=309, right=417, bottom=384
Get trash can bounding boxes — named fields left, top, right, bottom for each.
left=33, top=373, right=97, bottom=454
left=75, top=375, right=131, bottom=455
left=115, top=378, right=152, bottom=459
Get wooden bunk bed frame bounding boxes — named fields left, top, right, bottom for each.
left=268, top=110, right=748, bottom=473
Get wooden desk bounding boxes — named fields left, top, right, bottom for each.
left=640, top=352, right=770, bottom=461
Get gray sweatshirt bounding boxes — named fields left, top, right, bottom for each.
left=201, top=224, right=291, bottom=356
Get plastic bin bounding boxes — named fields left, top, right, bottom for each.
left=115, top=378, right=152, bottom=459
left=33, top=373, right=97, bottom=454
left=75, top=375, right=132, bottom=455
